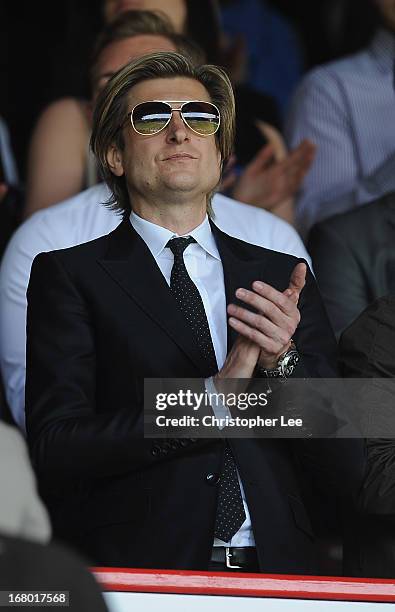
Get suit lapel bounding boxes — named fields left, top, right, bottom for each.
left=211, top=223, right=270, bottom=353
left=98, top=220, right=271, bottom=372
left=98, top=220, right=211, bottom=376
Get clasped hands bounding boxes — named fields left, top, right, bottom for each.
left=214, top=262, right=306, bottom=391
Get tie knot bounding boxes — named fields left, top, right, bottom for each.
left=167, top=236, right=196, bottom=256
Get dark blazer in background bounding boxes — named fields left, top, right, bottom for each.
left=308, top=192, right=395, bottom=337
left=339, top=295, right=395, bottom=577
left=25, top=220, right=365, bottom=573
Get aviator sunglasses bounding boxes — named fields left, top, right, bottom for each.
left=125, top=100, right=221, bottom=136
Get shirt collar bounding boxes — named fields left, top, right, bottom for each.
left=129, top=210, right=220, bottom=260
left=369, top=27, right=395, bottom=73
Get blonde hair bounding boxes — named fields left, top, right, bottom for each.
left=91, top=51, right=235, bottom=216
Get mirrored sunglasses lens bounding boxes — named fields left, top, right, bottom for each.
left=182, top=102, right=219, bottom=135
left=132, top=102, right=170, bottom=134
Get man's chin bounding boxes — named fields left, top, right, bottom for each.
left=164, top=173, right=218, bottom=191
left=162, top=177, right=200, bottom=193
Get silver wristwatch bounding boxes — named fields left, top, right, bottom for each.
left=257, top=342, right=300, bottom=380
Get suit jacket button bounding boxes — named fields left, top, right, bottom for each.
left=206, top=472, right=220, bottom=485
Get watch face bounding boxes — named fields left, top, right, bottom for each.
left=281, top=351, right=300, bottom=378
left=260, top=349, right=300, bottom=379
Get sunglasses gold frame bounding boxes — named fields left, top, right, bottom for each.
left=125, top=100, right=221, bottom=136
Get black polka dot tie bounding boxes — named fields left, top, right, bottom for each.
left=167, top=236, right=218, bottom=375
left=214, top=445, right=246, bottom=542
left=167, top=236, right=246, bottom=542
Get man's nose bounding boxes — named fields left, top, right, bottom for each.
left=165, top=111, right=189, bottom=143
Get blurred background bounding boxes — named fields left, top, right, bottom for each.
left=2, top=0, right=380, bottom=182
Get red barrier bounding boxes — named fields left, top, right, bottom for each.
left=92, top=568, right=395, bottom=603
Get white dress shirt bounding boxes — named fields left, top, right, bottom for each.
left=130, top=212, right=227, bottom=369
left=286, top=28, right=395, bottom=236
left=0, top=182, right=310, bottom=431
left=130, top=211, right=255, bottom=547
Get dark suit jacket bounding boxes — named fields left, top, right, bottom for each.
left=339, top=296, right=395, bottom=577
left=308, top=192, right=395, bottom=337
left=25, top=220, right=365, bottom=573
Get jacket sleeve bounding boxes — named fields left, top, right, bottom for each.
left=293, top=260, right=338, bottom=377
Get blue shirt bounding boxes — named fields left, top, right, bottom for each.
left=285, top=28, right=395, bottom=237
left=220, top=0, right=304, bottom=116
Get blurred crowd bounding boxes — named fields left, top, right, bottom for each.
left=2, top=0, right=395, bottom=599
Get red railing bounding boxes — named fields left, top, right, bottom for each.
left=93, top=568, right=395, bottom=603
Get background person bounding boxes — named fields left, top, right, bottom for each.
left=285, top=0, right=395, bottom=236
left=0, top=117, right=23, bottom=259
left=339, top=295, right=395, bottom=578
left=24, top=11, right=180, bottom=218
left=0, top=421, right=50, bottom=544
left=307, top=191, right=395, bottom=337
left=219, top=0, right=305, bottom=116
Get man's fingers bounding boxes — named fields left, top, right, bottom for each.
left=232, top=284, right=299, bottom=327
left=246, top=142, right=275, bottom=174
left=228, top=316, right=285, bottom=355
left=237, top=284, right=289, bottom=315
left=262, top=141, right=315, bottom=203
left=228, top=301, right=295, bottom=342
left=286, top=142, right=316, bottom=176
left=288, top=263, right=307, bottom=298
left=283, top=287, right=299, bottom=304
left=293, top=138, right=317, bottom=159
left=288, top=138, right=316, bottom=162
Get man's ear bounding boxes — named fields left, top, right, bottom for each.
left=106, top=144, right=124, bottom=177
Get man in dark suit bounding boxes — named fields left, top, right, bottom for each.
left=339, top=295, right=395, bottom=578
left=25, top=51, right=365, bottom=573
left=308, top=192, right=395, bottom=337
